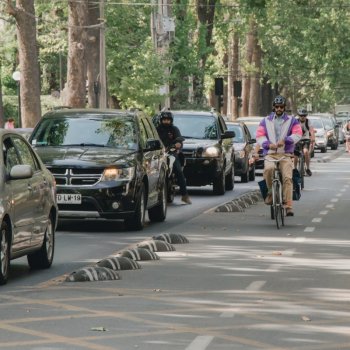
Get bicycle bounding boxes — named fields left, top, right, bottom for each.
left=265, top=156, right=290, bottom=229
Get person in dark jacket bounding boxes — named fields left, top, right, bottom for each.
left=156, top=111, right=192, bottom=204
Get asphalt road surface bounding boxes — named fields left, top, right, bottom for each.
left=0, top=146, right=349, bottom=350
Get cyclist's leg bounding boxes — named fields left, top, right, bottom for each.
left=263, top=158, right=274, bottom=204
left=280, top=156, right=293, bottom=213
left=173, top=158, right=188, bottom=196
left=303, top=141, right=311, bottom=173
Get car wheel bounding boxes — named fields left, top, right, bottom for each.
left=27, top=214, right=55, bottom=269
left=225, top=166, right=234, bottom=191
left=321, top=147, right=327, bottom=153
left=249, top=164, right=256, bottom=181
left=125, top=183, right=146, bottom=231
left=0, top=221, right=10, bottom=285
left=148, top=182, right=167, bottom=222
left=213, top=170, right=225, bottom=195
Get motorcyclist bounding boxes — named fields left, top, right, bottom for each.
left=294, top=108, right=314, bottom=176
left=256, top=95, right=302, bottom=217
left=156, top=111, right=192, bottom=205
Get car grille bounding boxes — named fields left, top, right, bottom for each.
left=48, top=167, right=103, bottom=186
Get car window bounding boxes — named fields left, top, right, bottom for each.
left=309, top=118, right=324, bottom=129
left=141, top=118, right=156, bottom=139
left=218, top=115, right=227, bottom=133
left=12, top=137, right=40, bottom=171
left=138, top=120, right=148, bottom=149
left=3, top=138, right=21, bottom=173
left=244, top=123, right=259, bottom=138
left=173, top=115, right=218, bottom=139
left=31, top=115, right=138, bottom=150
left=228, top=125, right=244, bottom=143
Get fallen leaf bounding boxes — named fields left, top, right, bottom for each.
left=301, top=316, right=311, bottom=322
left=272, top=251, right=282, bottom=256
left=90, top=327, right=108, bottom=332
left=153, top=289, right=161, bottom=292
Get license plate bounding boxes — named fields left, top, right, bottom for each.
left=57, top=193, right=82, bottom=204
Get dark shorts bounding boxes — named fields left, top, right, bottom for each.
left=295, top=140, right=310, bottom=152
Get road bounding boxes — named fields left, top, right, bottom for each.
left=0, top=146, right=349, bottom=350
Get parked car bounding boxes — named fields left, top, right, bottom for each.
left=226, top=121, right=256, bottom=182
left=312, top=113, right=339, bottom=150
left=308, top=115, right=328, bottom=153
left=155, top=110, right=235, bottom=195
left=29, top=108, right=168, bottom=231
left=236, top=116, right=264, bottom=170
left=0, top=130, right=58, bottom=284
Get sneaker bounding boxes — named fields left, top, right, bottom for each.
left=181, top=195, right=192, bottom=205
left=286, top=208, right=294, bottom=216
left=264, top=193, right=273, bottom=205
left=306, top=168, right=312, bottom=176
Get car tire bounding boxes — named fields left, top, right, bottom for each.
left=321, top=147, right=327, bottom=153
left=148, top=182, right=167, bottom=222
left=125, top=183, right=146, bottom=231
left=0, top=221, right=10, bottom=285
left=213, top=170, right=225, bottom=195
left=225, top=166, right=234, bottom=191
left=249, top=164, right=256, bottom=181
left=27, top=214, right=55, bottom=270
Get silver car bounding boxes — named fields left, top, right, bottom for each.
left=0, top=130, right=58, bottom=285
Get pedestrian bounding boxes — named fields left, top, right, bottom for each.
left=4, top=117, right=15, bottom=129
left=343, top=119, right=350, bottom=152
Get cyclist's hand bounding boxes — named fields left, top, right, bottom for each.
left=277, top=140, right=285, bottom=148
left=269, top=143, right=278, bottom=150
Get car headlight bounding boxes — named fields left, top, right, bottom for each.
left=202, top=146, right=220, bottom=157
left=101, top=167, right=135, bottom=181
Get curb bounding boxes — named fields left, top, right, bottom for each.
left=214, top=190, right=262, bottom=212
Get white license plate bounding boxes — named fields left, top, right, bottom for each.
left=57, top=193, right=82, bottom=204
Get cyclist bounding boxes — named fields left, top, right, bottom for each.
left=294, top=108, right=314, bottom=176
left=256, top=95, right=302, bottom=217
left=156, top=110, right=192, bottom=205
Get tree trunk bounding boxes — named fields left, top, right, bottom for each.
left=242, top=18, right=255, bottom=117
left=86, top=1, right=100, bottom=108
left=248, top=32, right=262, bottom=116
left=6, top=0, right=42, bottom=128
left=63, top=0, right=89, bottom=108
left=193, top=0, right=216, bottom=106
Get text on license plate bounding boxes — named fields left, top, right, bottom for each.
left=57, top=194, right=82, bottom=204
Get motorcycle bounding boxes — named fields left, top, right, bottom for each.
left=165, top=137, right=185, bottom=203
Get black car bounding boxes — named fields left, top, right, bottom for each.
left=155, top=110, right=235, bottom=195
left=226, top=121, right=256, bottom=182
left=29, top=109, right=168, bottom=231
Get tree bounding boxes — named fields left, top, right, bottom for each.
left=5, top=0, right=41, bottom=127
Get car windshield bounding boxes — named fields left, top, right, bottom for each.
left=227, top=125, right=244, bottom=143
left=321, top=118, right=333, bottom=129
left=309, top=119, right=324, bottom=129
left=244, top=123, right=259, bottom=138
left=173, top=115, right=218, bottom=139
left=31, top=115, right=138, bottom=150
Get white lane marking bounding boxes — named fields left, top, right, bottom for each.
left=341, top=189, right=346, bottom=192
left=220, top=311, right=236, bottom=318
left=295, top=237, right=306, bottom=242
left=284, top=249, right=296, bottom=256
left=266, top=264, right=281, bottom=272
left=312, top=218, right=322, bottom=223
left=185, top=336, right=214, bottom=350
left=326, top=204, right=334, bottom=208
left=336, top=193, right=343, bottom=197
left=331, top=198, right=339, bottom=202
left=304, top=227, right=315, bottom=232
left=246, top=281, right=266, bottom=291
left=319, top=210, right=328, bottom=215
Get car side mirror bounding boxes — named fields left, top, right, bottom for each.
left=222, top=130, right=235, bottom=139
left=10, top=164, right=33, bottom=179
left=144, top=139, right=162, bottom=151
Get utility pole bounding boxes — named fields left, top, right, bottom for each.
left=151, top=0, right=174, bottom=110
left=99, top=0, right=107, bottom=108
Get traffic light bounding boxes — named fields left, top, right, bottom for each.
left=215, top=78, right=224, bottom=96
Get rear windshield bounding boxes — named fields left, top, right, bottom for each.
left=31, top=115, right=138, bottom=150
left=173, top=115, right=218, bottom=139
left=227, top=124, right=244, bottom=143
left=309, top=118, right=324, bottom=129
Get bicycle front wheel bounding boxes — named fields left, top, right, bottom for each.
left=272, top=180, right=284, bottom=229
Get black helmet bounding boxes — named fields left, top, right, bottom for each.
left=160, top=110, right=173, bottom=122
left=273, top=95, right=286, bottom=106
left=297, top=108, right=308, bottom=116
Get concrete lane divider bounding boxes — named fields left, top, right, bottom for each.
left=137, top=239, right=176, bottom=252
left=65, top=266, right=121, bottom=282
left=215, top=190, right=262, bottom=213
left=118, top=247, right=160, bottom=261
left=152, top=233, right=190, bottom=244
left=96, top=256, right=142, bottom=270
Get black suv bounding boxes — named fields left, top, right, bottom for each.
left=29, top=109, right=168, bottom=231
left=155, top=110, right=235, bottom=195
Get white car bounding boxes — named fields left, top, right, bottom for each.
left=308, top=116, right=328, bottom=153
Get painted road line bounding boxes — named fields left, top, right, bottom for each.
left=331, top=198, right=339, bottom=202
left=304, top=227, right=315, bottom=232
left=220, top=311, right=236, bottom=318
left=341, top=189, right=346, bottom=192
left=295, top=237, right=306, bottom=242
left=319, top=210, right=328, bottom=215
left=326, top=204, right=334, bottom=208
left=246, top=281, right=266, bottom=291
left=185, top=336, right=214, bottom=350
left=336, top=193, right=342, bottom=197
left=312, top=218, right=322, bottom=223
left=266, top=264, right=282, bottom=272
